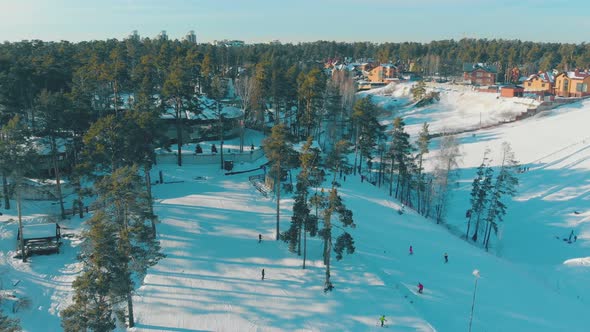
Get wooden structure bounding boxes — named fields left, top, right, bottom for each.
left=17, top=223, right=61, bottom=257
left=463, top=63, right=497, bottom=86
left=500, top=85, right=524, bottom=98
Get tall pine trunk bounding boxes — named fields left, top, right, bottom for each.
left=275, top=160, right=281, bottom=240
left=2, top=172, right=9, bottom=209
left=302, top=220, right=307, bottom=269
left=127, top=291, right=135, bottom=328
left=324, top=236, right=332, bottom=288
left=144, top=165, right=156, bottom=236
left=17, top=184, right=25, bottom=262
left=175, top=100, right=183, bottom=167
left=389, top=158, right=395, bottom=197
left=50, top=136, right=65, bottom=219
left=395, top=173, right=401, bottom=199
left=465, top=214, right=473, bottom=240
left=417, top=155, right=424, bottom=213
left=219, top=102, right=224, bottom=170
left=297, top=219, right=302, bottom=256
left=471, top=214, right=482, bottom=242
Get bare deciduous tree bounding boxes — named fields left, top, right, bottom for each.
left=235, top=74, right=255, bottom=126
left=432, top=134, right=461, bottom=223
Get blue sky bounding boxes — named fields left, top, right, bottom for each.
left=0, top=0, right=589, bottom=43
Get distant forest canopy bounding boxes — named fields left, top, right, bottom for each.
left=1, top=37, right=589, bottom=129
left=1, top=37, right=589, bottom=92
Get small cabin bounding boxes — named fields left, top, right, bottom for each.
left=500, top=85, right=524, bottom=98
left=16, top=223, right=61, bottom=257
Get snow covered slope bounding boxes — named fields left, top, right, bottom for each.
left=126, top=158, right=587, bottom=331
left=1, top=95, right=589, bottom=331
left=365, top=82, right=540, bottom=136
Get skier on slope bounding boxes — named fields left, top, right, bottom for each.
left=417, top=282, right=424, bottom=294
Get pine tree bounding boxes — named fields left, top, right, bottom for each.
left=285, top=137, right=320, bottom=268
left=297, top=68, right=326, bottom=138
left=0, top=310, right=21, bottom=332
left=483, top=143, right=519, bottom=250
left=81, top=114, right=126, bottom=174
left=263, top=124, right=296, bottom=240
left=283, top=138, right=313, bottom=253
left=352, top=96, right=383, bottom=176
left=162, top=57, right=200, bottom=166
left=61, top=212, right=118, bottom=331
left=416, top=122, right=430, bottom=214
left=0, top=116, right=37, bottom=261
left=35, top=89, right=69, bottom=219
left=65, top=166, right=164, bottom=328
left=320, top=187, right=355, bottom=292
left=325, top=140, right=352, bottom=180
left=411, top=80, right=427, bottom=101
left=324, top=82, right=343, bottom=148
left=388, top=117, right=412, bottom=200
left=468, top=150, right=494, bottom=242
left=211, top=75, right=228, bottom=170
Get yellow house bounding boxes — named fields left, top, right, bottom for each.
left=523, top=72, right=554, bottom=93
left=554, top=71, right=590, bottom=97
left=368, top=64, right=397, bottom=83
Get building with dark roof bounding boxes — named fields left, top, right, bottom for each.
left=463, top=63, right=497, bottom=86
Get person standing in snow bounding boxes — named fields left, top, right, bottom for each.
left=409, top=245, right=413, bottom=255
left=417, top=282, right=424, bottom=294
left=261, top=268, right=265, bottom=280
left=379, top=315, right=387, bottom=327
left=444, top=252, right=448, bottom=263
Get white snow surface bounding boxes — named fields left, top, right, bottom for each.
left=1, top=93, right=590, bottom=331
left=364, top=82, right=540, bottom=136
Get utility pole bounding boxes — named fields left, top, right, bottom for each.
left=469, top=269, right=481, bottom=332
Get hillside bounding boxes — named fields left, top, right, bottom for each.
left=0, top=91, right=589, bottom=331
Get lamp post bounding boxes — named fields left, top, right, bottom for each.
left=468, top=269, right=481, bottom=332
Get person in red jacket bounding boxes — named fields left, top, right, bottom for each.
left=417, top=282, right=424, bottom=294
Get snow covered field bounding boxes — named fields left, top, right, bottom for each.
left=365, top=82, right=540, bottom=136
left=1, top=91, right=590, bottom=331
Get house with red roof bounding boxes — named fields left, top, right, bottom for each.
left=554, top=70, right=590, bottom=97
left=463, top=63, right=497, bottom=86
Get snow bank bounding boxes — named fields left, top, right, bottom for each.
left=563, top=257, right=590, bottom=266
